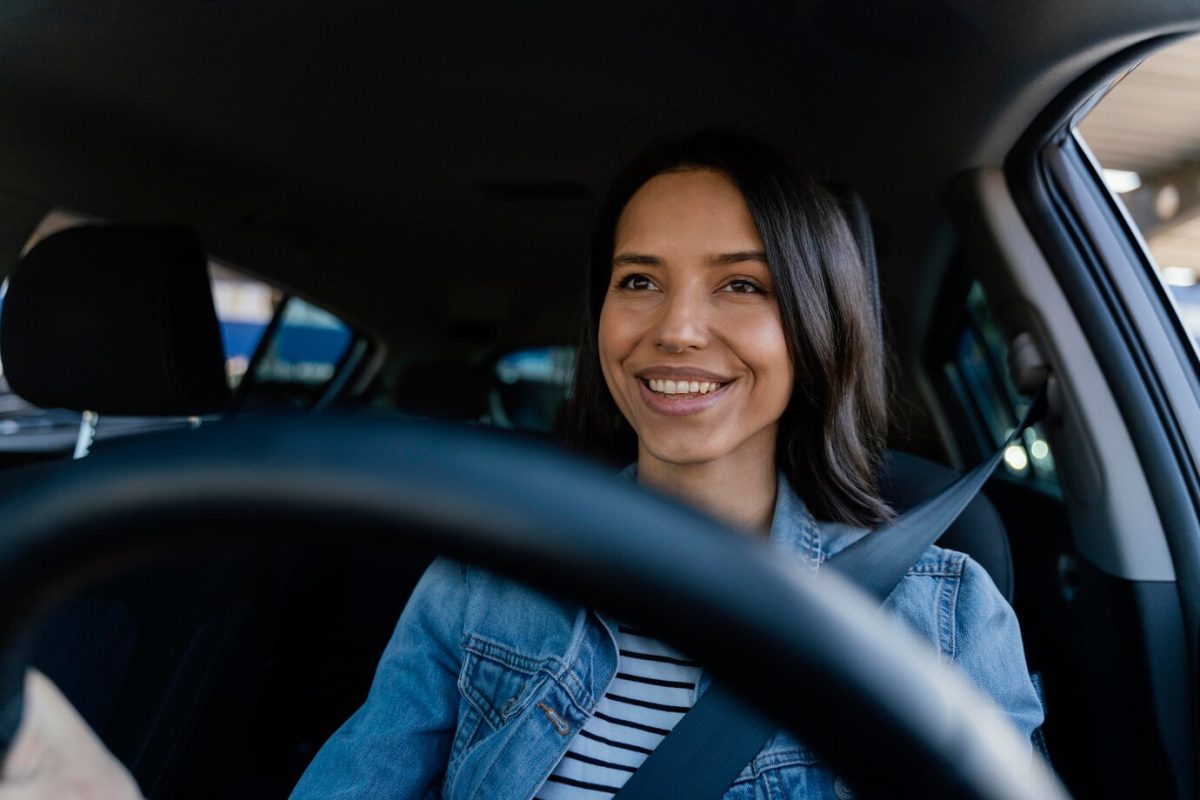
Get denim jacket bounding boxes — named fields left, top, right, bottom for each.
left=292, top=477, right=1044, bottom=800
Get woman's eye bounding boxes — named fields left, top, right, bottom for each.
left=616, top=274, right=657, bottom=291
left=722, top=279, right=765, bottom=294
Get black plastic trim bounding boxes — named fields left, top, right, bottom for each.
left=1004, top=31, right=1200, bottom=799
left=1025, top=141, right=1199, bottom=798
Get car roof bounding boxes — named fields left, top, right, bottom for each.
left=0, top=1, right=1193, bottom=359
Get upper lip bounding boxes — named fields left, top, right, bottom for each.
left=635, top=366, right=733, bottom=383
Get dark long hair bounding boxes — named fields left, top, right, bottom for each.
left=565, top=131, right=892, bottom=527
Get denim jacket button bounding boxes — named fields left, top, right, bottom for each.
left=833, top=776, right=855, bottom=800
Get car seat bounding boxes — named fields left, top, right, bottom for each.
left=828, top=185, right=1015, bottom=601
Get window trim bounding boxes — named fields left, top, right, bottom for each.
left=1005, top=31, right=1200, bottom=797
left=232, top=293, right=369, bottom=412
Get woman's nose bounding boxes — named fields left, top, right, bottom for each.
left=655, top=289, right=709, bottom=353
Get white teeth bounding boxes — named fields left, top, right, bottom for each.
left=646, top=378, right=723, bottom=395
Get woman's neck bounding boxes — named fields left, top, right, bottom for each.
left=636, top=446, right=778, bottom=536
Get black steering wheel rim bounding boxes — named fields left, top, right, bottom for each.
left=0, top=415, right=1068, bottom=800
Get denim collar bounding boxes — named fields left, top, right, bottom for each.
left=617, top=464, right=863, bottom=572
left=767, top=470, right=825, bottom=571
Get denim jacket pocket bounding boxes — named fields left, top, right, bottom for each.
left=458, top=634, right=549, bottom=733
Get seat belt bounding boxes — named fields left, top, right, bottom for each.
left=612, top=383, right=1049, bottom=800
left=829, top=384, right=1046, bottom=600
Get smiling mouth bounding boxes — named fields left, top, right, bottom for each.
left=641, top=378, right=729, bottom=396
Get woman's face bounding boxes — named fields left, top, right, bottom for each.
left=599, top=168, right=793, bottom=469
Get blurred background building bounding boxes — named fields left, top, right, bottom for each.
left=1079, top=37, right=1200, bottom=345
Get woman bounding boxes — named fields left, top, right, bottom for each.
left=0, top=132, right=1043, bottom=799
left=288, top=132, right=1044, bottom=799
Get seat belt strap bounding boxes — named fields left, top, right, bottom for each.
left=609, top=682, right=774, bottom=800
left=612, top=383, right=1048, bottom=800
left=829, top=383, right=1047, bottom=602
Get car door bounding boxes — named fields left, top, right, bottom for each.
left=944, top=32, right=1200, bottom=800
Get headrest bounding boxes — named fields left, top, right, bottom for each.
left=0, top=225, right=231, bottom=416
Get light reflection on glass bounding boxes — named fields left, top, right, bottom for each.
left=1004, top=444, right=1030, bottom=473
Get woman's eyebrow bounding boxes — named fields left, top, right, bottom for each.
left=612, top=252, right=662, bottom=267
left=709, top=250, right=767, bottom=266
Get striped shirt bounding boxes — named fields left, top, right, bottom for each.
left=534, top=624, right=701, bottom=799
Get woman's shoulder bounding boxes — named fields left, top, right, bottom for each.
left=420, top=556, right=581, bottom=608
left=811, top=523, right=1003, bottom=639
left=813, top=518, right=977, bottom=583
left=416, top=557, right=589, bottom=649
left=905, top=543, right=970, bottom=578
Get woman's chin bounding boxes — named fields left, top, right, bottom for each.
left=635, top=422, right=779, bottom=473
left=639, top=440, right=726, bottom=468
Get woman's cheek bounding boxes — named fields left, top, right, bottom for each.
left=730, top=305, right=793, bottom=410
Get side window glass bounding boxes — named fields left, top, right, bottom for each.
left=239, top=297, right=355, bottom=410
left=487, top=346, right=576, bottom=433
left=938, top=281, right=1060, bottom=487
left=1076, top=37, right=1200, bottom=356
left=210, top=264, right=283, bottom=388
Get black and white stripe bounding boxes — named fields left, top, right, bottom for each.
left=535, top=625, right=701, bottom=799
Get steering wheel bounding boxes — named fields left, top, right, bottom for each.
left=0, top=415, right=1068, bottom=799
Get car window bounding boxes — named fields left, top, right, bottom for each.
left=0, top=211, right=359, bottom=452
left=210, top=263, right=282, bottom=388
left=238, top=296, right=357, bottom=411
left=486, top=346, right=575, bottom=432
left=1076, top=36, right=1200, bottom=364
left=939, top=281, right=1060, bottom=487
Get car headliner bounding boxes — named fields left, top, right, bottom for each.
left=0, top=1, right=1195, bottom=365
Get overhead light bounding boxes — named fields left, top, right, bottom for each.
left=1103, top=169, right=1142, bottom=193
left=1156, top=184, right=1181, bottom=220
left=1163, top=266, right=1197, bottom=287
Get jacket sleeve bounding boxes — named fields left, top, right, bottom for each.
left=952, top=555, right=1045, bottom=748
left=290, top=558, right=468, bottom=800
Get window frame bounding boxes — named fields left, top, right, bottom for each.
left=232, top=293, right=374, bottom=413
left=1004, top=31, right=1200, bottom=797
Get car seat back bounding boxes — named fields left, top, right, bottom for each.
left=830, top=187, right=1015, bottom=602
left=1, top=225, right=230, bottom=416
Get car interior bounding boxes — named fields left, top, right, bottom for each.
left=0, top=2, right=1196, bottom=798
